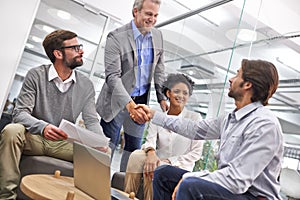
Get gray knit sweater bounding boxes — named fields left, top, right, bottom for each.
left=13, top=64, right=104, bottom=136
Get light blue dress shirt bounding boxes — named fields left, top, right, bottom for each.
left=152, top=101, right=284, bottom=200
left=130, top=20, right=153, bottom=97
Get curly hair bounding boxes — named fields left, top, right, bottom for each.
left=162, top=73, right=195, bottom=98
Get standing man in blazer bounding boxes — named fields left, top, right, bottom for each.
left=96, top=0, right=168, bottom=171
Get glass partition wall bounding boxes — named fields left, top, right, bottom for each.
left=8, top=0, right=300, bottom=172
left=156, top=0, right=300, bottom=171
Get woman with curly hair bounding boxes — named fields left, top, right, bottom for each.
left=124, top=73, right=203, bottom=200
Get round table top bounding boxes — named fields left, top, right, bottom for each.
left=20, top=174, right=94, bottom=200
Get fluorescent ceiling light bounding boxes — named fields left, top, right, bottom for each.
left=226, top=28, right=259, bottom=43
left=57, top=10, right=71, bottom=20
left=42, top=25, right=55, bottom=33
left=35, top=24, right=55, bottom=33
left=31, top=36, right=43, bottom=43
left=187, top=70, right=194, bottom=75
left=237, top=29, right=257, bottom=42
left=25, top=43, right=34, bottom=49
left=48, top=8, right=80, bottom=24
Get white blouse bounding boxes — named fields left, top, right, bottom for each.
left=142, top=108, right=203, bottom=171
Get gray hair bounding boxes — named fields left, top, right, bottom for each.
left=132, top=0, right=161, bottom=17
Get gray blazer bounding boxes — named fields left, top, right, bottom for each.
left=96, top=23, right=166, bottom=122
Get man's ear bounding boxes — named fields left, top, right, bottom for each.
left=133, top=7, right=138, bottom=17
left=244, top=81, right=252, bottom=90
left=53, top=49, right=63, bottom=59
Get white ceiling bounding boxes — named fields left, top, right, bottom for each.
left=12, top=0, right=300, bottom=138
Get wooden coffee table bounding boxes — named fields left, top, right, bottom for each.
left=20, top=170, right=137, bottom=200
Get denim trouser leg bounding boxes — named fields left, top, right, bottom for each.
left=100, top=116, right=123, bottom=158
left=100, top=110, right=145, bottom=172
left=153, top=165, right=257, bottom=200
left=153, top=165, right=188, bottom=200
left=120, top=112, right=145, bottom=172
left=177, top=177, right=257, bottom=200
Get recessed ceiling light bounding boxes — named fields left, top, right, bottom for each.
left=187, top=70, right=194, bottom=75
left=25, top=43, right=34, bottom=49
left=35, top=24, right=55, bottom=33
left=57, top=10, right=71, bottom=20
left=237, top=29, right=257, bottom=42
left=31, top=36, right=43, bottom=43
left=48, top=8, right=80, bottom=24
left=226, top=28, right=260, bottom=43
left=42, top=25, right=55, bottom=33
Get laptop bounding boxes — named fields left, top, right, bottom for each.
left=73, top=142, right=131, bottom=200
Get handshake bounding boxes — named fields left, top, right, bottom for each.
left=126, top=102, right=156, bottom=124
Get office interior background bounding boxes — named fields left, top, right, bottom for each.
left=1, top=0, right=300, bottom=197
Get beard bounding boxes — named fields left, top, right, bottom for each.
left=63, top=56, right=83, bottom=69
left=228, top=90, right=236, bottom=98
left=228, top=81, right=244, bottom=100
left=228, top=90, right=243, bottom=102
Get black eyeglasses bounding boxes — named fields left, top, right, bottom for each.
left=60, top=44, right=83, bottom=52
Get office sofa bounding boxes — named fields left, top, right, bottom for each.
left=0, top=113, right=12, bottom=131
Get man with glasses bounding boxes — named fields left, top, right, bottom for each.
left=96, top=0, right=168, bottom=172
left=0, top=29, right=106, bottom=200
left=60, top=44, right=83, bottom=55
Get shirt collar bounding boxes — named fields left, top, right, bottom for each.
left=131, top=20, right=152, bottom=40
left=233, top=101, right=263, bottom=121
left=48, top=64, right=76, bottom=83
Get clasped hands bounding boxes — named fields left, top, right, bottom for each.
left=127, top=100, right=168, bottom=124
left=128, top=103, right=153, bottom=124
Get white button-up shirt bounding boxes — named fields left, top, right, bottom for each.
left=142, top=108, right=203, bottom=171
left=48, top=65, right=76, bottom=93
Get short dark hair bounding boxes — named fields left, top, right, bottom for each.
left=241, top=59, right=279, bottom=106
left=42, top=29, right=77, bottom=63
left=162, top=73, right=195, bottom=97
left=132, top=0, right=161, bottom=17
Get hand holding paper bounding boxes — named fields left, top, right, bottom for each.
left=59, top=119, right=109, bottom=148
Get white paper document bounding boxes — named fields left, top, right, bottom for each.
left=59, top=119, right=109, bottom=148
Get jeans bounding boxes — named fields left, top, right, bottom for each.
left=153, top=165, right=258, bottom=200
left=100, top=109, right=145, bottom=172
